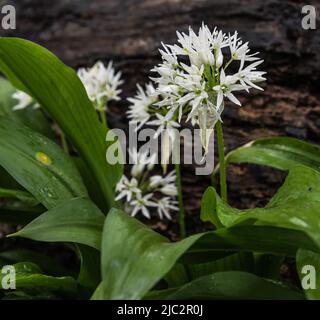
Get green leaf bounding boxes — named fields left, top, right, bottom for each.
left=166, top=271, right=304, bottom=300
left=254, top=254, right=283, bottom=280
left=200, top=186, right=222, bottom=228
left=93, top=208, right=318, bottom=299
left=0, top=249, right=75, bottom=277
left=0, top=187, right=39, bottom=206
left=0, top=37, right=122, bottom=210
left=76, top=244, right=101, bottom=290
left=9, top=197, right=105, bottom=250
left=182, top=225, right=319, bottom=264
left=0, top=262, right=77, bottom=297
left=188, top=253, right=254, bottom=280
left=96, top=208, right=204, bottom=300
left=0, top=117, right=87, bottom=209
left=94, top=208, right=317, bottom=300
left=0, top=77, right=53, bottom=138
left=73, top=157, right=107, bottom=215
left=204, top=166, right=320, bottom=251
left=225, top=137, right=320, bottom=172
left=225, top=166, right=320, bottom=248
left=164, top=263, right=189, bottom=288
left=297, top=249, right=320, bottom=299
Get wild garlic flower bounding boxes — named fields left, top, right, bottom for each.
left=127, top=83, right=159, bottom=131
left=77, top=61, right=123, bottom=111
left=151, top=24, right=266, bottom=152
left=127, top=83, right=182, bottom=170
left=12, top=90, right=40, bottom=111
left=115, top=149, right=178, bottom=220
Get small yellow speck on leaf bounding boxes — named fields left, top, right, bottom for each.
left=35, top=152, right=52, bottom=166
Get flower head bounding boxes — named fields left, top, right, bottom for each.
left=152, top=24, right=266, bottom=152
left=127, top=83, right=158, bottom=130
left=12, top=90, right=40, bottom=111
left=115, top=148, right=178, bottom=220
left=77, top=61, right=123, bottom=111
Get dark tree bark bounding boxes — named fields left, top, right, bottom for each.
left=1, top=0, right=320, bottom=234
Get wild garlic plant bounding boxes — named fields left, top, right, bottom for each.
left=115, top=148, right=178, bottom=220
left=77, top=60, right=123, bottom=127
left=2, top=27, right=320, bottom=301
left=152, top=24, right=266, bottom=202
left=126, top=24, right=265, bottom=236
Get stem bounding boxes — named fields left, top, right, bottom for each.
left=99, top=110, right=107, bottom=128
left=175, top=163, right=186, bottom=239
left=60, top=130, right=69, bottom=154
left=224, top=57, right=234, bottom=71
left=216, top=121, right=227, bottom=202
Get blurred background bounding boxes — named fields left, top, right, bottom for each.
left=1, top=0, right=320, bottom=237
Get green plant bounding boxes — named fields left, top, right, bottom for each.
left=0, top=32, right=320, bottom=300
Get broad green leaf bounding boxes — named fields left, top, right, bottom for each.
left=189, top=253, right=254, bottom=280
left=144, top=288, right=178, bottom=300
left=76, top=244, right=101, bottom=290
left=254, top=254, right=283, bottom=280
left=164, top=263, right=189, bottom=288
left=226, top=166, right=320, bottom=248
left=0, top=249, right=75, bottom=277
left=94, top=208, right=317, bottom=300
left=167, top=271, right=304, bottom=300
left=73, top=157, right=107, bottom=215
left=9, top=197, right=105, bottom=250
left=297, top=249, right=320, bottom=299
left=96, top=208, right=204, bottom=300
left=0, top=77, right=53, bottom=138
left=182, top=225, right=319, bottom=264
left=0, top=117, right=87, bottom=209
left=225, top=137, right=320, bottom=172
left=204, top=166, right=320, bottom=250
left=0, top=38, right=122, bottom=211
left=0, top=187, right=39, bottom=206
left=200, top=186, right=223, bottom=228
left=0, top=262, right=77, bottom=297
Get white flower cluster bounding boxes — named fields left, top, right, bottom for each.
left=115, top=149, right=178, bottom=220
left=77, top=61, right=123, bottom=111
left=127, top=83, right=180, bottom=168
left=12, top=90, right=40, bottom=111
left=128, top=24, right=266, bottom=153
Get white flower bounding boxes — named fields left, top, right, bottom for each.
left=160, top=184, right=178, bottom=197
left=77, top=61, right=123, bottom=111
left=152, top=24, right=266, bottom=153
left=129, top=147, right=157, bottom=178
left=156, top=197, right=178, bottom=220
left=149, top=171, right=177, bottom=196
left=115, top=149, right=177, bottom=220
left=127, top=83, right=158, bottom=130
left=12, top=90, right=40, bottom=111
left=228, top=31, right=260, bottom=63
left=147, top=113, right=180, bottom=137
left=130, top=193, right=157, bottom=219
left=213, top=68, right=243, bottom=108
left=115, top=176, right=141, bottom=202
